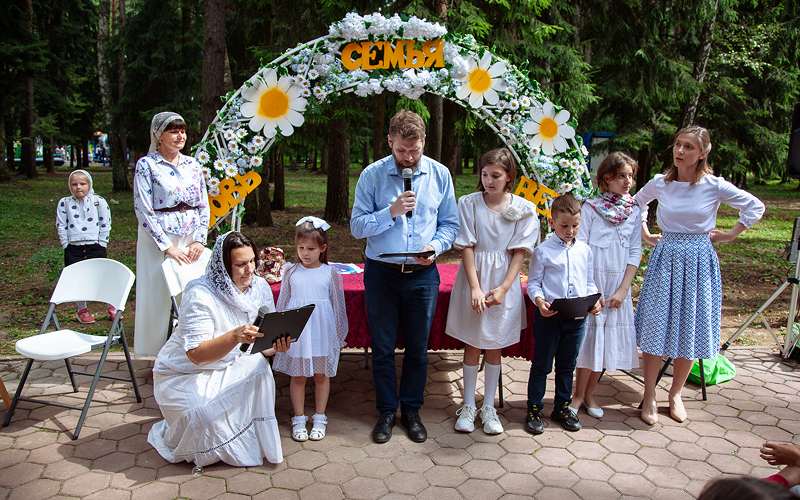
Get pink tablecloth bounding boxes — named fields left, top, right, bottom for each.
left=271, top=263, right=535, bottom=360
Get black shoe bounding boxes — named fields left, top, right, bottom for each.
left=372, top=412, right=396, bottom=443
left=525, top=404, right=545, bottom=435
left=400, top=411, right=427, bottom=443
left=551, top=403, right=581, bottom=432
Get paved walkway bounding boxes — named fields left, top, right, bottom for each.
left=0, top=348, right=797, bottom=499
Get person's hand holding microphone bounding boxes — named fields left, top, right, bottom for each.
left=390, top=168, right=416, bottom=219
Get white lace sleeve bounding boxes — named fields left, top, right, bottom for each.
left=275, top=263, right=295, bottom=312
left=329, top=266, right=349, bottom=347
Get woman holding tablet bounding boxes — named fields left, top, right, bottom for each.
left=148, top=231, right=290, bottom=468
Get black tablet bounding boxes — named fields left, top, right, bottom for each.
left=250, top=304, right=315, bottom=354
left=549, top=293, right=602, bottom=320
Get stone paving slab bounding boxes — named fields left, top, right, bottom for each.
left=0, top=348, right=798, bottom=499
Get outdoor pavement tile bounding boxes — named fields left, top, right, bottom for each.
left=571, top=479, right=623, bottom=499
left=435, top=432, right=475, bottom=449
left=100, top=424, right=141, bottom=441
left=341, top=476, right=389, bottom=499
left=0, top=462, right=42, bottom=487
left=629, top=429, right=670, bottom=448
left=134, top=449, right=168, bottom=469
left=599, top=435, right=640, bottom=454
left=27, top=442, right=72, bottom=464
left=385, top=471, right=430, bottom=494
left=533, top=465, right=579, bottom=487
left=6, top=478, right=60, bottom=500
left=752, top=424, right=793, bottom=441
left=636, top=446, right=679, bottom=467
left=362, top=441, right=405, bottom=458
left=642, top=465, right=690, bottom=489
left=155, top=463, right=195, bottom=483
left=708, top=453, right=754, bottom=474
left=312, top=462, right=357, bottom=484
left=392, top=453, right=434, bottom=472
left=534, top=447, right=575, bottom=467
left=61, top=471, right=111, bottom=496
left=109, top=466, right=157, bottom=489
left=498, top=436, right=533, bottom=454
left=462, top=458, right=506, bottom=480
left=251, top=488, right=299, bottom=500
left=531, top=486, right=580, bottom=500
left=0, top=448, right=29, bottom=471
left=14, top=429, right=59, bottom=449
left=299, top=482, right=344, bottom=500
left=423, top=464, right=468, bottom=487
left=675, top=459, right=721, bottom=481
left=566, top=440, right=609, bottom=460
left=666, top=441, right=709, bottom=461
left=72, top=437, right=117, bottom=460
left=95, top=451, right=137, bottom=473
left=658, top=426, right=700, bottom=443
left=212, top=494, right=251, bottom=500
left=429, top=447, right=472, bottom=466
left=416, top=485, right=464, bottom=500
left=496, top=471, right=543, bottom=495
left=603, top=452, right=647, bottom=474
left=497, top=452, right=541, bottom=474
left=533, top=431, right=574, bottom=448
left=224, top=470, right=270, bottom=496
left=271, top=469, right=315, bottom=490
left=179, top=476, right=227, bottom=499
left=84, top=488, right=131, bottom=500
left=568, top=458, right=615, bottom=481
left=323, top=445, right=368, bottom=464
left=353, top=457, right=397, bottom=478
left=456, top=478, right=505, bottom=500
left=608, top=472, right=656, bottom=496
left=465, top=442, right=506, bottom=461
left=286, top=449, right=327, bottom=470
left=130, top=480, right=179, bottom=500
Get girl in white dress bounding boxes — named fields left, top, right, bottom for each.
left=635, top=125, right=764, bottom=425
left=572, top=152, right=642, bottom=419
left=445, top=148, right=539, bottom=435
left=148, top=232, right=289, bottom=468
left=273, top=217, right=348, bottom=442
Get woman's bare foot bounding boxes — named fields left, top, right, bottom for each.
left=640, top=397, right=658, bottom=425
left=570, top=397, right=584, bottom=413
left=761, top=442, right=800, bottom=467
left=668, top=393, right=687, bottom=422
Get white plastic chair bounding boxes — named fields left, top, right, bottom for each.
left=2, top=258, right=140, bottom=440
left=161, top=248, right=212, bottom=338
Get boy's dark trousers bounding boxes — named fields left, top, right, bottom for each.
left=527, top=308, right=587, bottom=407
left=64, top=243, right=107, bottom=266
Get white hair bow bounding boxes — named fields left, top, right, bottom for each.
left=296, top=216, right=331, bottom=231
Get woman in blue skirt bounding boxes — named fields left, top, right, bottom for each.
left=634, top=125, right=765, bottom=425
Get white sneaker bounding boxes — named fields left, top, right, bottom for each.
left=454, top=404, right=477, bottom=432
left=480, top=406, right=504, bottom=435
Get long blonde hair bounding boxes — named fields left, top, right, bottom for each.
left=665, top=125, right=712, bottom=184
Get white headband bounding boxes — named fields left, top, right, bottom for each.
left=296, top=216, right=331, bottom=231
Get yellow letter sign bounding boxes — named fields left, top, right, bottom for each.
left=208, top=171, right=262, bottom=227
left=513, top=176, right=559, bottom=219
left=340, top=39, right=444, bottom=71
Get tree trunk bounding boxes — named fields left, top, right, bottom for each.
left=372, top=94, right=387, bottom=163
left=256, top=154, right=274, bottom=227
left=44, top=137, right=54, bottom=174
left=441, top=98, right=459, bottom=177
left=426, top=93, right=443, bottom=162
left=201, top=0, right=226, bottom=132
left=82, top=140, right=90, bottom=167
left=325, top=117, right=350, bottom=224
left=272, top=150, right=285, bottom=210
left=21, top=0, right=36, bottom=179
left=681, top=0, right=719, bottom=128
left=111, top=0, right=130, bottom=191
left=0, top=114, right=10, bottom=182
left=97, top=0, right=112, bottom=131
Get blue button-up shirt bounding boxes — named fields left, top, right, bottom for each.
left=350, top=155, right=459, bottom=264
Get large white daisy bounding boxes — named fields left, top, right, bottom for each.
left=522, top=101, right=576, bottom=155
left=455, top=52, right=507, bottom=109
left=240, top=69, right=307, bottom=138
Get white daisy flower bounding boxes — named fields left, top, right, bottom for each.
left=520, top=96, right=532, bottom=107
left=213, top=159, right=225, bottom=171
left=208, top=177, right=220, bottom=187
left=236, top=128, right=248, bottom=139
left=196, top=150, right=210, bottom=164
left=455, top=52, right=508, bottom=108
left=508, top=99, right=520, bottom=111
left=240, top=68, right=308, bottom=138
left=250, top=156, right=263, bottom=167
left=522, top=101, right=576, bottom=156
left=307, top=69, right=320, bottom=80
left=253, top=135, right=266, bottom=147
left=225, top=165, right=238, bottom=177
left=223, top=129, right=236, bottom=141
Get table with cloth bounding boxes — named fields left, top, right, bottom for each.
left=270, top=263, right=536, bottom=360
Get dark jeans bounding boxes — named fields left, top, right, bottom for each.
left=64, top=243, right=107, bottom=266
left=364, top=259, right=439, bottom=415
left=527, top=309, right=587, bottom=408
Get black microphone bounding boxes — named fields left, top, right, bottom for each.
left=402, top=168, right=413, bottom=218
left=240, top=305, right=271, bottom=352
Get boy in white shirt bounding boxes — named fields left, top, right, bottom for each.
left=525, top=193, right=601, bottom=434
left=56, top=170, right=112, bottom=324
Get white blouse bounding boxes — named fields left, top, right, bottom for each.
left=577, top=202, right=642, bottom=268
left=527, top=234, right=598, bottom=303
left=634, top=174, right=764, bottom=234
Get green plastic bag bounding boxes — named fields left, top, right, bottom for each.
left=687, top=354, right=736, bottom=386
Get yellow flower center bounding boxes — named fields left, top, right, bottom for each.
left=468, top=68, right=492, bottom=93
left=258, top=87, right=289, bottom=119
left=538, top=117, right=558, bottom=139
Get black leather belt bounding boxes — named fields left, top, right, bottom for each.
left=155, top=202, right=196, bottom=213
left=368, top=258, right=429, bottom=274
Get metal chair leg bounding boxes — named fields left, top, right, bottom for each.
left=64, top=359, right=79, bottom=393
left=698, top=358, right=707, bottom=401
left=118, top=321, right=142, bottom=403
left=73, top=340, right=112, bottom=440
left=3, top=359, right=33, bottom=427
left=498, top=370, right=504, bottom=408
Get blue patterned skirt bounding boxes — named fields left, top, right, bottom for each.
left=635, top=232, right=721, bottom=359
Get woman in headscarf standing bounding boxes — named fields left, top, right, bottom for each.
left=148, top=231, right=289, bottom=467
left=133, top=112, right=210, bottom=357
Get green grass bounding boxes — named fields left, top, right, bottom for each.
left=0, top=166, right=797, bottom=355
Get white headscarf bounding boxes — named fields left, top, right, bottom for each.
left=149, top=111, right=184, bottom=153
left=68, top=169, right=96, bottom=204
left=193, top=231, right=260, bottom=317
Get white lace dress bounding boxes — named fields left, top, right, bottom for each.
left=147, top=277, right=282, bottom=467
left=272, top=263, right=348, bottom=377
left=445, top=193, right=539, bottom=349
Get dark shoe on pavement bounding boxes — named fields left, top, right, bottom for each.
left=400, top=411, right=427, bottom=443
left=551, top=403, right=582, bottom=432
left=372, top=412, right=396, bottom=444
left=525, top=403, right=545, bottom=435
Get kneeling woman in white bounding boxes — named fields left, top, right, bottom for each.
left=148, top=232, right=289, bottom=467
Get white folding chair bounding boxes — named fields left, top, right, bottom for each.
left=2, top=258, right=140, bottom=440
left=161, top=248, right=212, bottom=338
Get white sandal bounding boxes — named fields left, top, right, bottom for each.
left=309, top=413, right=327, bottom=441
left=291, top=415, right=308, bottom=442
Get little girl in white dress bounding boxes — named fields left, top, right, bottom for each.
left=445, top=148, right=539, bottom=435
left=272, top=216, right=348, bottom=441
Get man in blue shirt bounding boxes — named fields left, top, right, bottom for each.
left=351, top=110, right=458, bottom=444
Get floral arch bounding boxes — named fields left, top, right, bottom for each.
left=195, top=12, right=593, bottom=227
